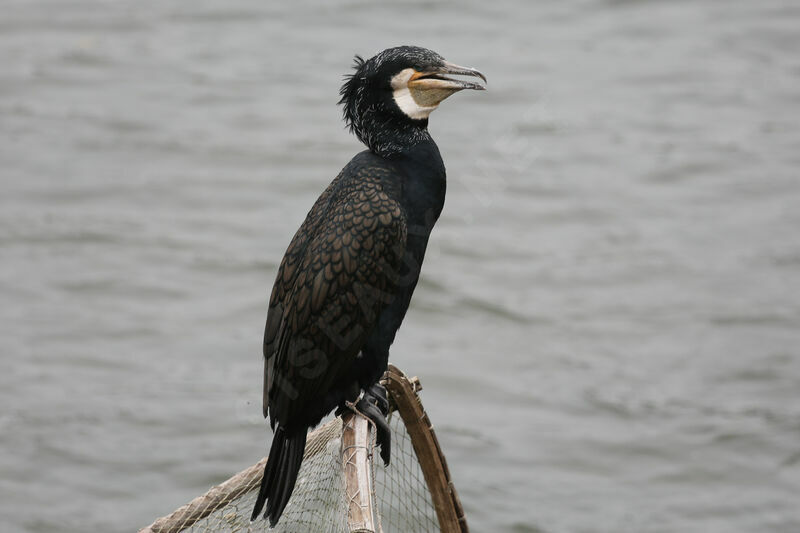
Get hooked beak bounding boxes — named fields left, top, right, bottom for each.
left=408, top=61, right=487, bottom=92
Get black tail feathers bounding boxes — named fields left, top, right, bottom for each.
left=251, top=427, right=307, bottom=525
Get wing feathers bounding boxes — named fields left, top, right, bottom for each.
left=262, top=172, right=406, bottom=427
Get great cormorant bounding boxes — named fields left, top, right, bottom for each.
left=251, top=45, right=485, bottom=525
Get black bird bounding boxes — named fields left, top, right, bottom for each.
left=251, top=45, right=485, bottom=525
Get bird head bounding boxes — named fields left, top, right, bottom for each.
left=339, top=46, right=486, bottom=155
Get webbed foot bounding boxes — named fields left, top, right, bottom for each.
left=363, top=382, right=389, bottom=416
left=336, top=383, right=391, bottom=465
left=357, top=394, right=391, bottom=465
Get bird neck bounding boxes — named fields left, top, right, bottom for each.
left=357, top=114, right=433, bottom=158
left=389, top=137, right=447, bottom=224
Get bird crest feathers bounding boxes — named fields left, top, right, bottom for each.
left=338, top=55, right=367, bottom=138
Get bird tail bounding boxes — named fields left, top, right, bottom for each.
left=251, top=427, right=307, bottom=526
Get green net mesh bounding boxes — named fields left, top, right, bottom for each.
left=184, top=419, right=350, bottom=533
left=140, top=405, right=441, bottom=533
left=374, top=412, right=440, bottom=532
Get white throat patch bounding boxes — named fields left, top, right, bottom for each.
left=390, top=68, right=437, bottom=121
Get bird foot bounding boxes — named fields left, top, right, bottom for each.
left=357, top=397, right=391, bottom=466
left=336, top=383, right=391, bottom=465
left=363, top=382, right=390, bottom=416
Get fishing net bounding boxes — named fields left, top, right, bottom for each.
left=138, top=365, right=468, bottom=533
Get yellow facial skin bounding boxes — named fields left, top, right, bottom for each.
left=407, top=70, right=468, bottom=107
left=391, top=63, right=486, bottom=120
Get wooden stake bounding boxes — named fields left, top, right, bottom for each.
left=342, top=410, right=378, bottom=533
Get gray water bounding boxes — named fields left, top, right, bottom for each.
left=2, top=1, right=800, bottom=532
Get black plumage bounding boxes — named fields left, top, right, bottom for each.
left=252, top=45, right=485, bottom=525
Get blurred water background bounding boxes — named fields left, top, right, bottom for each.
left=2, top=1, right=800, bottom=531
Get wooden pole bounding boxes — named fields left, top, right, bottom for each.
left=342, top=411, right=378, bottom=533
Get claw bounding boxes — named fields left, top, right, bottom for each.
left=335, top=383, right=392, bottom=465
left=363, top=382, right=389, bottom=416
left=356, top=397, right=391, bottom=466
